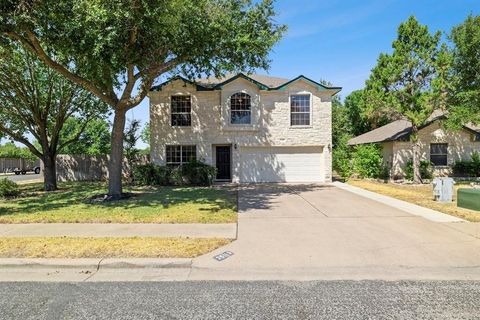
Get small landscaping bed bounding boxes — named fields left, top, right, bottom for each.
left=0, top=182, right=237, bottom=224
left=0, top=237, right=230, bottom=258
left=347, top=179, right=480, bottom=222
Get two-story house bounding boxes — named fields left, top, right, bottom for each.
left=148, top=73, right=341, bottom=183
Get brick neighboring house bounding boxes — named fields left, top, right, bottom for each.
left=148, top=73, right=341, bottom=183
left=348, top=112, right=480, bottom=179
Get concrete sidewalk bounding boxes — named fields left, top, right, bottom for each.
left=0, top=223, right=237, bottom=239
left=333, top=181, right=465, bottom=223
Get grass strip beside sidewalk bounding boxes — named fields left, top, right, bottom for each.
left=0, top=237, right=231, bottom=258
left=347, top=179, right=480, bottom=222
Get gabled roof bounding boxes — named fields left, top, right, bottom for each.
left=348, top=112, right=480, bottom=146
left=150, top=73, right=342, bottom=94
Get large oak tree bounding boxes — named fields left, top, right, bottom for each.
left=1, top=0, right=285, bottom=197
left=0, top=45, right=107, bottom=191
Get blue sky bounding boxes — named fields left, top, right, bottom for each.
left=129, top=0, right=480, bottom=144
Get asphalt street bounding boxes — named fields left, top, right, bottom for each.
left=0, top=173, right=42, bottom=183
left=1, top=281, right=479, bottom=320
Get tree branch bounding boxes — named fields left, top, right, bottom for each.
left=4, top=30, right=119, bottom=107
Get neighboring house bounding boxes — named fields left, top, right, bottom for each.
left=148, top=73, right=341, bottom=183
left=348, top=112, right=480, bottom=179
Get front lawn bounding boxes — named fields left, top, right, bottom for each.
left=0, top=237, right=230, bottom=258
left=348, top=179, right=480, bottom=222
left=0, top=182, right=237, bottom=224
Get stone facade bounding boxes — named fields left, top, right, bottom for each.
left=381, top=121, right=480, bottom=178
left=149, top=77, right=333, bottom=183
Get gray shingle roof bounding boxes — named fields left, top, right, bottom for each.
left=348, top=112, right=480, bottom=146
left=196, top=73, right=289, bottom=88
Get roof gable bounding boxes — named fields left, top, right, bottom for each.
left=150, top=73, right=342, bottom=94
left=348, top=116, right=480, bottom=146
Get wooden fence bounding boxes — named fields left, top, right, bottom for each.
left=0, top=158, right=40, bottom=174
left=55, top=154, right=150, bottom=182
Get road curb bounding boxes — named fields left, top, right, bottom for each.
left=0, top=258, right=192, bottom=270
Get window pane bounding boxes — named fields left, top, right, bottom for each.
left=171, top=96, right=191, bottom=126
left=166, top=145, right=181, bottom=164
left=430, top=143, right=447, bottom=166
left=290, top=95, right=310, bottom=126
left=291, top=113, right=310, bottom=126
left=171, top=114, right=191, bottom=126
left=430, top=143, right=447, bottom=155
left=231, top=111, right=251, bottom=124
left=181, top=145, right=196, bottom=163
left=230, top=93, right=251, bottom=124
left=431, top=155, right=447, bottom=166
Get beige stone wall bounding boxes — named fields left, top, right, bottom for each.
left=388, top=121, right=480, bottom=178
left=149, top=78, right=333, bottom=182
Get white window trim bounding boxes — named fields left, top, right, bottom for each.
left=229, top=92, right=252, bottom=125
left=170, top=95, right=192, bottom=127
left=289, top=92, right=313, bottom=128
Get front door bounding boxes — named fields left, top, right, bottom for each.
left=216, top=146, right=231, bottom=180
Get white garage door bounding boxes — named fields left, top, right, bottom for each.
left=239, top=146, right=324, bottom=183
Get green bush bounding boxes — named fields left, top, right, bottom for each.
left=332, top=135, right=353, bottom=179
left=405, top=160, right=433, bottom=180
left=352, top=144, right=385, bottom=178
left=132, top=163, right=170, bottom=185
left=0, top=178, right=19, bottom=197
left=133, top=161, right=217, bottom=186
left=181, top=160, right=217, bottom=186
left=452, top=151, right=480, bottom=177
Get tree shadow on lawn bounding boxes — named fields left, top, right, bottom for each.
left=0, top=182, right=237, bottom=218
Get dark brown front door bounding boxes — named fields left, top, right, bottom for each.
left=216, top=146, right=231, bottom=180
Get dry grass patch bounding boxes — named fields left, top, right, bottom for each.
left=0, top=237, right=231, bottom=258
left=348, top=179, right=480, bottom=222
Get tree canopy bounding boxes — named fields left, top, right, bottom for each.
left=1, top=0, right=286, bottom=196
left=0, top=44, right=108, bottom=190
left=446, top=15, right=480, bottom=127
left=59, top=118, right=111, bottom=155
left=364, top=16, right=443, bottom=183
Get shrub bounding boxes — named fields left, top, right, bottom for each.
left=133, top=161, right=217, bottom=186
left=333, top=135, right=353, bottom=179
left=452, top=151, right=480, bottom=177
left=133, top=163, right=170, bottom=185
left=405, top=160, right=433, bottom=180
left=352, top=144, right=385, bottom=178
left=0, top=178, right=19, bottom=197
left=181, top=160, right=217, bottom=186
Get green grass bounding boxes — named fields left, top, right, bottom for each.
left=0, top=182, right=237, bottom=224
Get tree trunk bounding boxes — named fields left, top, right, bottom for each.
left=42, top=152, right=58, bottom=191
left=108, top=109, right=127, bottom=198
left=411, top=125, right=422, bottom=184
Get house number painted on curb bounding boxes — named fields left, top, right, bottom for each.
left=213, top=251, right=234, bottom=261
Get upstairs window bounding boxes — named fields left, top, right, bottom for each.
left=166, top=145, right=196, bottom=166
left=290, top=95, right=311, bottom=126
left=171, top=96, right=191, bottom=126
left=230, top=93, right=251, bottom=124
left=430, top=143, right=448, bottom=166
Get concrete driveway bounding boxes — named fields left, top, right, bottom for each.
left=192, top=184, right=480, bottom=280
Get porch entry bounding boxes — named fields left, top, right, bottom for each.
left=215, top=145, right=232, bottom=180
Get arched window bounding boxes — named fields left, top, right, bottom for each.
left=230, top=93, right=251, bottom=124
